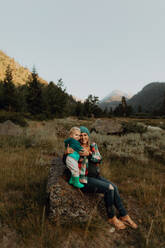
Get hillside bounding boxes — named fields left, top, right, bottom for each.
left=0, top=50, right=47, bottom=85
left=128, top=82, right=165, bottom=112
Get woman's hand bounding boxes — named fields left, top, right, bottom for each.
left=79, top=148, right=90, bottom=156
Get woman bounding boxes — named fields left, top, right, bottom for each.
left=66, top=126, right=138, bottom=230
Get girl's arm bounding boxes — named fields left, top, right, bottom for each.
left=64, top=144, right=74, bottom=154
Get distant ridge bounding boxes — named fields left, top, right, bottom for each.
left=72, top=95, right=84, bottom=103
left=99, top=90, right=132, bottom=110
left=0, top=50, right=47, bottom=85
left=101, top=90, right=132, bottom=103
left=128, top=82, right=165, bottom=112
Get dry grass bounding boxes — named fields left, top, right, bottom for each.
left=0, top=117, right=165, bottom=247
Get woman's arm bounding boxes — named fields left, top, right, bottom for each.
left=90, top=143, right=102, bottom=162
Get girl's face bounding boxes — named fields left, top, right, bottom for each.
left=80, top=132, right=89, bottom=145
left=71, top=130, right=80, bottom=141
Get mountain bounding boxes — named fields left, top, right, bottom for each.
left=127, top=82, right=165, bottom=112
left=72, top=95, right=84, bottom=103
left=101, top=90, right=132, bottom=103
left=0, top=50, right=47, bottom=85
left=99, top=90, right=133, bottom=110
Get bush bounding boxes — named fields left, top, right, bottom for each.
left=122, top=121, right=147, bottom=134
left=0, top=111, right=28, bottom=127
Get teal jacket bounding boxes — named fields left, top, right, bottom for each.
left=64, top=138, right=83, bottom=161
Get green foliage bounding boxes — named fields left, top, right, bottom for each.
left=2, top=65, right=18, bottom=111
left=26, top=68, right=44, bottom=115
left=16, top=84, right=28, bottom=112
left=158, top=92, right=165, bottom=115
left=0, top=82, right=4, bottom=109
left=74, top=101, right=84, bottom=117
left=44, top=81, right=68, bottom=117
left=0, top=111, right=27, bottom=127
left=122, top=121, right=147, bottom=134
left=83, top=95, right=103, bottom=118
left=113, top=97, right=133, bottom=117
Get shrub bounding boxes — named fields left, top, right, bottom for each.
left=0, top=111, right=27, bottom=127
left=122, top=121, right=147, bottom=134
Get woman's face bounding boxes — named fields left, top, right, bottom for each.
left=80, top=132, right=89, bottom=145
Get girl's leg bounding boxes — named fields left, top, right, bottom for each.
left=66, top=156, right=79, bottom=177
left=66, top=156, right=84, bottom=188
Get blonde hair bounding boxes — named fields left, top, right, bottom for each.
left=69, top=127, right=80, bottom=136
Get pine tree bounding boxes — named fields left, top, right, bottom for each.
left=121, top=96, right=127, bottom=116
left=109, top=107, right=113, bottom=117
left=3, top=65, right=17, bottom=111
left=162, top=92, right=165, bottom=115
left=138, top=105, right=142, bottom=113
left=45, top=80, right=68, bottom=117
left=83, top=94, right=103, bottom=117
left=159, top=92, right=165, bottom=115
left=17, top=84, right=28, bottom=113
left=113, top=104, right=123, bottom=116
left=0, top=82, right=4, bottom=109
left=26, top=67, right=44, bottom=115
left=74, top=101, right=84, bottom=117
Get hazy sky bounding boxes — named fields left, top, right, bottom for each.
left=1, top=0, right=165, bottom=100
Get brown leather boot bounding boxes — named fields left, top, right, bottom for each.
left=108, top=216, right=126, bottom=230
left=119, top=215, right=138, bottom=229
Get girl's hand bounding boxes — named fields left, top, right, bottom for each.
left=65, top=144, right=74, bottom=154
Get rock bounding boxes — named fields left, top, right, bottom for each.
left=46, top=157, right=105, bottom=224
left=0, top=120, right=23, bottom=136
left=147, top=125, right=163, bottom=132
left=91, top=119, right=123, bottom=135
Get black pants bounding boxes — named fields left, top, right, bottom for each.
left=81, top=176, right=127, bottom=218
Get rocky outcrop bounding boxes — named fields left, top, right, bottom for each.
left=91, top=119, right=123, bottom=135
left=46, top=157, right=105, bottom=224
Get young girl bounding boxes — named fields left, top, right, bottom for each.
left=64, top=127, right=84, bottom=188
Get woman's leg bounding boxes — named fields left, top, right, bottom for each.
left=96, top=176, right=127, bottom=217
left=82, top=177, right=126, bottom=229
left=85, top=176, right=137, bottom=229
left=82, top=177, right=115, bottom=218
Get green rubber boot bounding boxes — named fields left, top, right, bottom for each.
left=69, top=175, right=74, bottom=185
left=73, top=177, right=84, bottom=188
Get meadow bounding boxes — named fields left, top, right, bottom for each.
left=0, top=117, right=165, bottom=248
